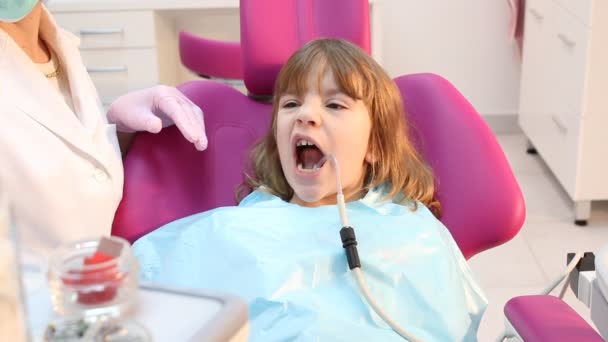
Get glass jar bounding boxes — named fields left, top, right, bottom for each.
left=47, top=236, right=139, bottom=320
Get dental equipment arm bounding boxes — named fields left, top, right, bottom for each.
left=315, top=155, right=422, bottom=342
left=571, top=245, right=608, bottom=339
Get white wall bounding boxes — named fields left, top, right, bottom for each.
left=378, top=0, right=521, bottom=117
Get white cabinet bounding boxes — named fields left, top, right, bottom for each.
left=52, top=10, right=178, bottom=107
left=518, top=0, right=608, bottom=224
left=80, top=48, right=160, bottom=105
left=53, top=11, right=157, bottom=49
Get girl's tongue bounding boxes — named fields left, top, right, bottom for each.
left=299, top=146, right=324, bottom=169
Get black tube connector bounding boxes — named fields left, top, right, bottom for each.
left=340, top=226, right=361, bottom=269
left=567, top=252, right=595, bottom=295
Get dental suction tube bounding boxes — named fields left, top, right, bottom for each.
left=315, top=155, right=348, bottom=227
left=314, top=155, right=422, bottom=342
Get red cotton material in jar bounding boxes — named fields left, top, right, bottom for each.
left=62, top=250, right=124, bottom=305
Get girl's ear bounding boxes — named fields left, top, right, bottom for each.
left=365, top=137, right=377, bottom=163
left=365, top=149, right=376, bottom=164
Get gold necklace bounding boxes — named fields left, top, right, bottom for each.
left=45, top=65, right=60, bottom=79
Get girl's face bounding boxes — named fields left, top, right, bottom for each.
left=276, top=68, right=373, bottom=207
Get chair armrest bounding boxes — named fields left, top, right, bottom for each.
left=179, top=31, right=243, bottom=80
left=504, top=295, right=603, bottom=341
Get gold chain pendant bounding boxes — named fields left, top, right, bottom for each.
left=45, top=67, right=60, bottom=79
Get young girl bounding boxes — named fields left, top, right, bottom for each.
left=133, top=39, right=487, bottom=341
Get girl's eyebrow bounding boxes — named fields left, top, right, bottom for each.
left=323, top=89, right=357, bottom=102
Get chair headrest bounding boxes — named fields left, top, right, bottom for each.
left=240, top=0, right=370, bottom=97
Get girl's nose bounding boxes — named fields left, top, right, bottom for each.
left=296, top=104, right=322, bottom=127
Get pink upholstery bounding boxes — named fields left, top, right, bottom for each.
left=178, top=31, right=243, bottom=80
left=178, top=0, right=370, bottom=89
left=111, top=82, right=271, bottom=242
left=241, top=0, right=370, bottom=96
left=505, top=296, right=604, bottom=341
left=395, top=74, right=525, bottom=259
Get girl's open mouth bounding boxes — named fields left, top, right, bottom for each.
left=295, top=138, right=327, bottom=174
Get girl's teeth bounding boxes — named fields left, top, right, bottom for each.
left=296, top=139, right=315, bottom=147
left=297, top=163, right=317, bottom=173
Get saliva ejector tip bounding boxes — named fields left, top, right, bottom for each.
left=313, top=154, right=335, bottom=171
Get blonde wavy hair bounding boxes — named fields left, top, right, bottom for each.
left=240, top=38, right=441, bottom=216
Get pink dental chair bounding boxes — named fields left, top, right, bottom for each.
left=112, top=0, right=603, bottom=340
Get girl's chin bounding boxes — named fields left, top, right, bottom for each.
left=291, top=190, right=336, bottom=207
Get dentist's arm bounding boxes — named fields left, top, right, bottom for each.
left=107, top=85, right=208, bottom=156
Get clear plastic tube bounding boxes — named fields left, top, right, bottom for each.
left=314, top=155, right=348, bottom=227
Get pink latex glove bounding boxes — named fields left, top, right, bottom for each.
left=107, top=85, right=207, bottom=150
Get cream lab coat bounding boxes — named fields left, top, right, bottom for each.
left=0, top=6, right=123, bottom=256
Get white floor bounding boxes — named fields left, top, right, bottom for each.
left=469, top=133, right=608, bottom=341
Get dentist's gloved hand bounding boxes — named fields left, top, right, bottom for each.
left=107, top=85, right=208, bottom=150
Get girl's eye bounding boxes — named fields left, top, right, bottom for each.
left=282, top=101, right=299, bottom=108
left=327, top=102, right=346, bottom=110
